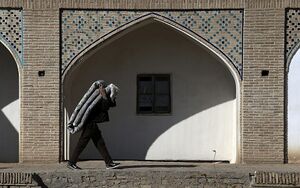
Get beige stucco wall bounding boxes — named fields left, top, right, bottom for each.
left=64, top=21, right=237, bottom=162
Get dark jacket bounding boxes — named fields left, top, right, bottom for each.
left=87, top=96, right=116, bottom=123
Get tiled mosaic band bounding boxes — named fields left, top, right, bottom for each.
left=0, top=9, right=23, bottom=64
left=286, top=9, right=300, bottom=63
left=61, top=10, right=243, bottom=76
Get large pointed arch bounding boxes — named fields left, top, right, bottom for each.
left=0, top=38, right=22, bottom=162
left=61, top=13, right=242, bottom=163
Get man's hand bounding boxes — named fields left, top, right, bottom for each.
left=99, top=85, right=107, bottom=99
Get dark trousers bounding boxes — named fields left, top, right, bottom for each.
left=69, top=121, right=113, bottom=164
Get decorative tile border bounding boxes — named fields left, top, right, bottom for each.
left=0, top=8, right=23, bottom=65
left=61, top=9, right=243, bottom=76
left=286, top=9, right=300, bottom=56
left=286, top=9, right=300, bottom=68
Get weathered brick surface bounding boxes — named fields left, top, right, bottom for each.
left=243, top=8, right=285, bottom=163
left=0, top=0, right=298, bottom=163
left=21, top=9, right=60, bottom=162
left=1, top=0, right=300, bottom=9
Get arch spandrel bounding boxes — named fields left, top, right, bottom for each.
left=286, top=9, right=300, bottom=65
left=61, top=10, right=243, bottom=77
left=0, top=9, right=23, bottom=67
left=286, top=9, right=300, bottom=72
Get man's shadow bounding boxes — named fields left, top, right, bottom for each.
left=32, top=173, right=48, bottom=188
left=117, top=164, right=197, bottom=169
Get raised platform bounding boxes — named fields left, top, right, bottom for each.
left=1, top=161, right=300, bottom=188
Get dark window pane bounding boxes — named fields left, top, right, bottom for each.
left=139, top=106, right=153, bottom=112
left=154, top=95, right=170, bottom=107
left=155, top=80, right=169, bottom=94
left=154, top=106, right=170, bottom=113
left=138, top=81, right=153, bottom=94
left=139, top=76, right=152, bottom=81
left=137, top=74, right=171, bottom=114
left=138, top=95, right=153, bottom=107
left=155, top=76, right=169, bottom=81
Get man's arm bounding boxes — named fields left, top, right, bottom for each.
left=99, top=85, right=116, bottom=111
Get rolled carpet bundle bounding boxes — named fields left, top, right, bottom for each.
left=67, top=81, right=120, bottom=134
left=105, top=83, right=120, bottom=100
left=67, top=80, right=105, bottom=134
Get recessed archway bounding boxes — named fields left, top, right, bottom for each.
left=287, top=46, right=300, bottom=163
left=0, top=40, right=21, bottom=162
left=62, top=15, right=241, bottom=163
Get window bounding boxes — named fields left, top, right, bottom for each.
left=137, top=74, right=171, bottom=114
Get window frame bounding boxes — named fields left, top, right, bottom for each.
left=136, top=74, right=171, bottom=115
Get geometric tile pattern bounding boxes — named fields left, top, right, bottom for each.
left=61, top=10, right=243, bottom=76
left=286, top=9, right=300, bottom=60
left=0, top=9, right=23, bottom=64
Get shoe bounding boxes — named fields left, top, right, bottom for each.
left=67, top=161, right=82, bottom=170
left=106, top=162, right=120, bottom=169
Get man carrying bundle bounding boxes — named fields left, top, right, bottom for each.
left=67, top=80, right=120, bottom=170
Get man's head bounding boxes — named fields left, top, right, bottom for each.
left=97, top=80, right=107, bottom=88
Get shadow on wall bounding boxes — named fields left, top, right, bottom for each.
left=0, top=42, right=19, bottom=162
left=64, top=21, right=236, bottom=161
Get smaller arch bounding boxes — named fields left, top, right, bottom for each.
left=287, top=46, right=300, bottom=163
left=0, top=37, right=22, bottom=162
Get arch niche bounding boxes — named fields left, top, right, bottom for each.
left=0, top=39, right=21, bottom=162
left=62, top=14, right=241, bottom=163
left=287, top=44, right=300, bottom=163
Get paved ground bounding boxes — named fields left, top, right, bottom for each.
left=0, top=160, right=300, bottom=173
left=1, top=161, right=300, bottom=187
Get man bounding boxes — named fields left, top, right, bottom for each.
left=67, top=81, right=120, bottom=170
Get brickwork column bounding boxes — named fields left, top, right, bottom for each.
left=242, top=8, right=285, bottom=163
left=21, top=9, right=60, bottom=162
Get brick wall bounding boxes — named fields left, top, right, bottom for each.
left=243, top=8, right=285, bottom=163
left=0, top=0, right=298, bottom=163
left=21, top=9, right=60, bottom=162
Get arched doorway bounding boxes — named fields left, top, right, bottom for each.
left=0, top=41, right=20, bottom=162
left=63, top=18, right=240, bottom=163
left=288, top=48, right=300, bottom=163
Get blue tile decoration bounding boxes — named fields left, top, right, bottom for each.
left=0, top=9, right=23, bottom=65
left=61, top=10, right=243, bottom=76
left=286, top=9, right=300, bottom=60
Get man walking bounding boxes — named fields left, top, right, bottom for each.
left=67, top=81, right=120, bottom=170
